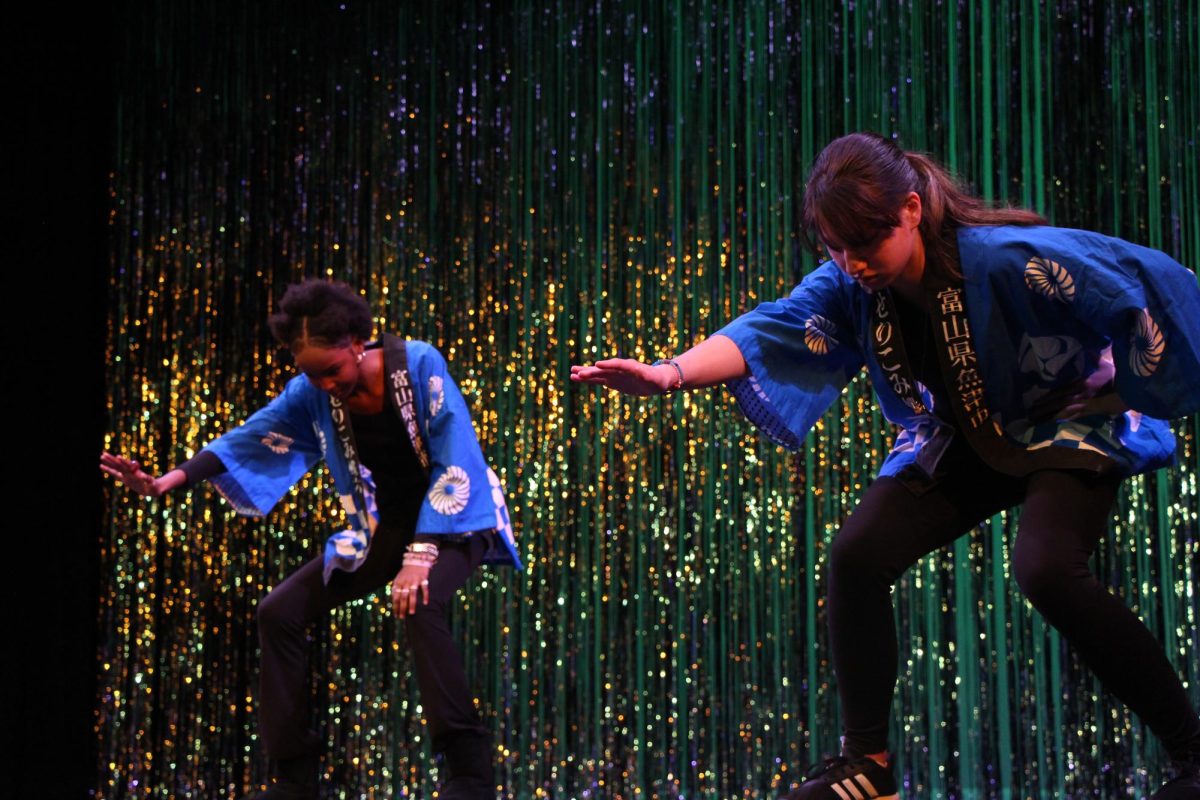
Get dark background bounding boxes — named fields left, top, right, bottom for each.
left=15, top=6, right=109, bottom=796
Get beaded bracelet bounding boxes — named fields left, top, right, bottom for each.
left=403, top=541, right=439, bottom=568
left=408, top=541, right=440, bottom=556
left=651, top=358, right=684, bottom=394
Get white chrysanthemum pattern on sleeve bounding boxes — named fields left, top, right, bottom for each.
left=428, top=465, right=470, bottom=515
left=1130, top=307, right=1165, bottom=377
left=261, top=431, right=294, bottom=454
left=1024, top=257, right=1076, bottom=303
left=803, top=315, right=838, bottom=355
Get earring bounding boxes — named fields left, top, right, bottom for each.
left=355, top=351, right=364, bottom=363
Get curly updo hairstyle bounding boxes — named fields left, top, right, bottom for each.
left=267, top=280, right=374, bottom=351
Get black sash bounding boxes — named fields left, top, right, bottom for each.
left=871, top=290, right=929, bottom=416
left=382, top=333, right=431, bottom=475
left=324, top=335, right=432, bottom=567
left=328, top=394, right=374, bottom=538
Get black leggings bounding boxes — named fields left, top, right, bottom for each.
left=828, top=444, right=1200, bottom=761
left=256, top=525, right=491, bottom=760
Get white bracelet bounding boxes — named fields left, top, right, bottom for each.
left=652, top=358, right=684, bottom=394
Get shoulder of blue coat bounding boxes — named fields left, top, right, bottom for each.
left=401, top=339, right=449, bottom=371
left=957, top=224, right=1155, bottom=256
left=807, top=259, right=854, bottom=283
left=957, top=224, right=1186, bottom=278
left=958, top=225, right=1091, bottom=280
left=281, top=372, right=318, bottom=398
left=791, top=259, right=856, bottom=296
left=275, top=374, right=328, bottom=423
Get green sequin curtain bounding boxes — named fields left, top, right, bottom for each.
left=100, top=1, right=1199, bottom=797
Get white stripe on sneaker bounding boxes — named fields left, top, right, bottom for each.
left=854, top=773, right=879, bottom=795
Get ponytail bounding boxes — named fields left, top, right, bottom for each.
left=905, top=150, right=1044, bottom=270
left=803, top=133, right=1045, bottom=276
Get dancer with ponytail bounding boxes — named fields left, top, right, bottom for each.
left=572, top=132, right=1200, bottom=798
left=102, top=281, right=519, bottom=799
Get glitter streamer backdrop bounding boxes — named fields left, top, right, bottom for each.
left=100, top=1, right=1199, bottom=797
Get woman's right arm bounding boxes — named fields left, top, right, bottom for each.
left=572, top=263, right=863, bottom=448
left=102, top=377, right=323, bottom=517
left=100, top=449, right=227, bottom=497
left=569, top=334, right=749, bottom=396
left=99, top=452, right=187, bottom=497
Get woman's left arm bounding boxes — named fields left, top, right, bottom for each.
left=1028, top=346, right=1129, bottom=422
left=389, top=343, right=504, bottom=609
left=1014, top=228, right=1200, bottom=420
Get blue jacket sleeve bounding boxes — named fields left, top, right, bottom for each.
left=1016, top=227, right=1200, bottom=419
left=714, top=262, right=865, bottom=448
left=406, top=342, right=506, bottom=536
left=204, top=377, right=324, bottom=515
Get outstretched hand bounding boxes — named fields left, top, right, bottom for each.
left=99, top=452, right=163, bottom=497
left=569, top=359, right=674, bottom=397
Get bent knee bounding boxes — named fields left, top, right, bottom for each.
left=257, top=590, right=303, bottom=635
left=1012, top=547, right=1083, bottom=606
left=828, top=529, right=894, bottom=583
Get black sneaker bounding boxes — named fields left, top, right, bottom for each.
left=1151, top=758, right=1200, bottom=799
left=245, top=756, right=318, bottom=800
left=246, top=782, right=317, bottom=800
left=781, top=755, right=899, bottom=800
left=437, top=731, right=496, bottom=800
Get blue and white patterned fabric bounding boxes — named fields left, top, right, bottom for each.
left=204, top=336, right=521, bottom=580
left=716, top=225, right=1200, bottom=478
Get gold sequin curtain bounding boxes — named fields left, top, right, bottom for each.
left=100, top=1, right=1200, bottom=797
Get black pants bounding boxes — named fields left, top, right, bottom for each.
left=256, top=525, right=491, bottom=760
left=828, top=442, right=1200, bottom=760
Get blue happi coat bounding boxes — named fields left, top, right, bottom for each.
left=717, top=225, right=1200, bottom=478
left=204, top=336, right=520, bottom=580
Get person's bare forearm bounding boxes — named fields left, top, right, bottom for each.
left=153, top=469, right=188, bottom=496
left=667, top=334, right=750, bottom=389
left=572, top=333, right=750, bottom=395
